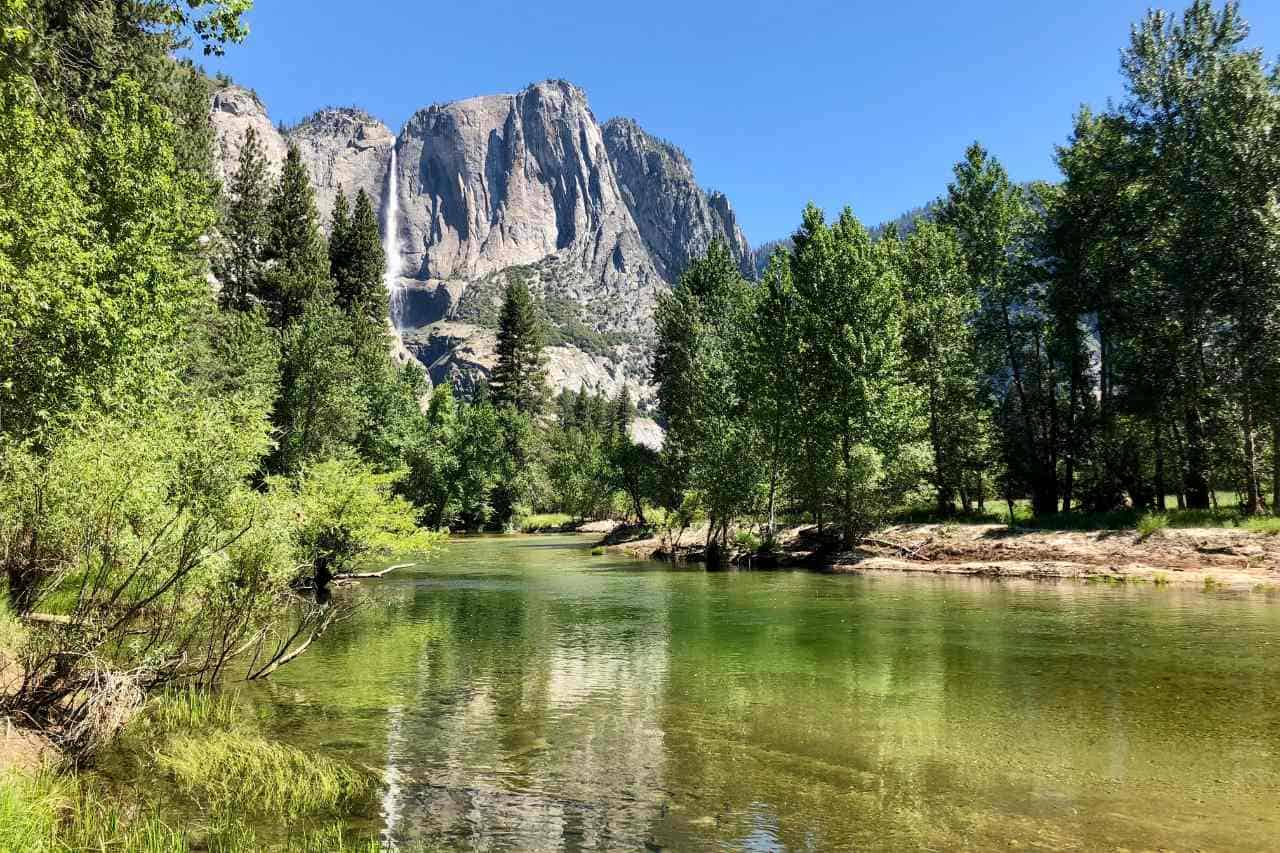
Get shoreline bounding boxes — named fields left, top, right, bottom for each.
left=596, top=522, right=1280, bottom=591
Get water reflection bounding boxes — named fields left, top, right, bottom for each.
left=246, top=536, right=1280, bottom=851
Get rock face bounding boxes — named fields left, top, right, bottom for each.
left=602, top=117, right=753, bottom=280
left=210, top=86, right=288, bottom=185
left=287, top=108, right=394, bottom=230
left=211, top=87, right=394, bottom=229
left=209, top=80, right=753, bottom=409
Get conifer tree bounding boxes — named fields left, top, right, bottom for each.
left=328, top=184, right=351, bottom=284
left=490, top=278, right=547, bottom=414
left=215, top=127, right=271, bottom=311
left=610, top=386, right=635, bottom=444
left=338, top=189, right=389, bottom=321
left=262, top=145, right=332, bottom=327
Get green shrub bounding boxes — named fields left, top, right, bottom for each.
left=1137, top=513, right=1169, bottom=539
left=590, top=546, right=607, bottom=556
left=521, top=512, right=573, bottom=532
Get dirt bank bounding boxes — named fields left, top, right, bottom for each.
left=601, top=523, right=1280, bottom=590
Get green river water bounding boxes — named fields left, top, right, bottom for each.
left=239, top=534, right=1280, bottom=851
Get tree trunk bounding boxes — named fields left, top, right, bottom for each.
left=705, top=514, right=724, bottom=569
left=1183, top=402, right=1211, bottom=509
left=1154, top=415, right=1167, bottom=511
left=765, top=417, right=782, bottom=543
left=841, top=429, right=857, bottom=548
left=928, top=382, right=953, bottom=517
left=1273, top=420, right=1280, bottom=514
left=1242, top=392, right=1261, bottom=515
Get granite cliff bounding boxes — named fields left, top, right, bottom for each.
left=210, top=80, right=752, bottom=410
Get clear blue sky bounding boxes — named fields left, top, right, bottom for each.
left=197, top=1, right=1279, bottom=245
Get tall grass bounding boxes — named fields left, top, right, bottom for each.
left=144, top=686, right=242, bottom=734
left=0, top=767, right=398, bottom=851
left=155, top=731, right=372, bottom=818
left=0, top=769, right=188, bottom=853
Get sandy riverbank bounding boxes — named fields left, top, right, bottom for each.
left=599, top=523, right=1280, bottom=590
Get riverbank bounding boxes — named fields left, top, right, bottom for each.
left=601, top=522, right=1280, bottom=590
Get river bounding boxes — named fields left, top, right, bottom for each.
left=240, top=534, right=1280, bottom=851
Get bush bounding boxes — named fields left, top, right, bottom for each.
left=1137, top=513, right=1169, bottom=539
left=522, top=513, right=573, bottom=532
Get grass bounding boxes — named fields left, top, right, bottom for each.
left=889, top=505, right=1006, bottom=525
left=0, top=769, right=189, bottom=853
left=155, top=730, right=373, bottom=818
left=0, top=590, right=26, bottom=656
left=519, top=512, right=575, bottom=532
left=144, top=686, right=241, bottom=734
left=1244, top=516, right=1280, bottom=535
left=0, top=686, right=388, bottom=851
left=590, top=546, right=606, bottom=556
left=0, top=767, right=400, bottom=851
left=892, top=489, right=1280, bottom=534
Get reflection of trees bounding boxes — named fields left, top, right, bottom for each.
left=243, top=542, right=1280, bottom=852
left=387, top=540, right=675, bottom=849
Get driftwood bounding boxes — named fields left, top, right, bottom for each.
left=331, top=562, right=415, bottom=581
left=22, top=613, right=78, bottom=626
left=859, top=538, right=933, bottom=561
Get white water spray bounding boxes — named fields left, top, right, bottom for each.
left=383, top=146, right=404, bottom=327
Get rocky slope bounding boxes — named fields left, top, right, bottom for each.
left=210, top=80, right=752, bottom=407
left=602, top=118, right=753, bottom=280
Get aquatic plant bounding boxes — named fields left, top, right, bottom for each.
left=155, top=731, right=373, bottom=817
left=145, top=686, right=242, bottom=735
left=0, top=769, right=188, bottom=853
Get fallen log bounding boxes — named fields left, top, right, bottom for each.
left=332, top=562, right=415, bottom=581
left=22, top=613, right=78, bottom=626
left=859, top=538, right=933, bottom=561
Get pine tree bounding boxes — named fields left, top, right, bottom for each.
left=609, top=386, right=634, bottom=444
left=215, top=127, right=271, bottom=311
left=328, top=184, right=351, bottom=285
left=337, top=189, right=388, bottom=320
left=262, top=145, right=332, bottom=327
left=490, top=278, right=547, bottom=414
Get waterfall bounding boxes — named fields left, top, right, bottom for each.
left=383, top=146, right=403, bottom=328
